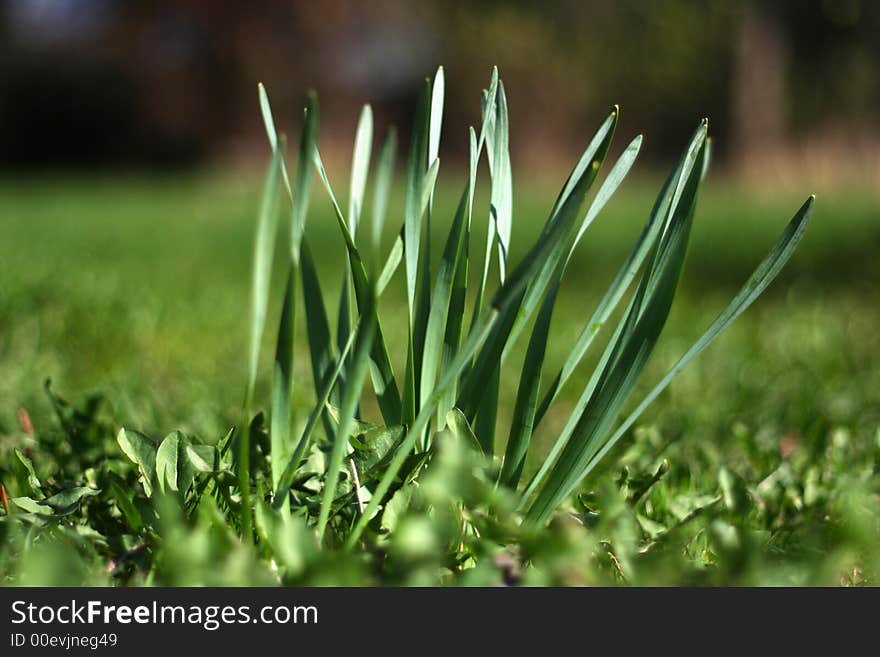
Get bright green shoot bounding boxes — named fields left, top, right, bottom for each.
left=236, top=67, right=812, bottom=549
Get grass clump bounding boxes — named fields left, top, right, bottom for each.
left=2, top=67, right=848, bottom=587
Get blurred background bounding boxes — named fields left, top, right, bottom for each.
left=0, top=0, right=877, bottom=478
left=2, top=0, right=879, bottom=183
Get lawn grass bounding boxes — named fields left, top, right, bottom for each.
left=1, top=172, right=878, bottom=584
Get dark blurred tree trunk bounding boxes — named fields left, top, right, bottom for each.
left=731, top=1, right=788, bottom=170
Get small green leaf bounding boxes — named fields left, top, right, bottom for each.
left=14, top=449, right=42, bottom=496
left=11, top=497, right=52, bottom=516
left=42, top=487, right=101, bottom=515
left=155, top=431, right=180, bottom=494
left=116, top=428, right=158, bottom=497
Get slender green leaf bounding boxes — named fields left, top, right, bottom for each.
left=526, top=124, right=708, bottom=525
left=273, top=323, right=358, bottom=509
left=457, top=108, right=619, bottom=422
left=501, top=136, right=642, bottom=486
left=270, top=268, right=296, bottom=490
left=314, top=150, right=402, bottom=424
left=524, top=126, right=709, bottom=506
left=377, top=232, right=403, bottom=295
left=490, top=81, right=512, bottom=281
left=580, top=196, right=814, bottom=482
left=420, top=189, right=469, bottom=421
left=244, top=145, right=283, bottom=413
left=348, top=104, right=373, bottom=235
left=437, top=128, right=479, bottom=427
left=301, top=239, right=338, bottom=429
left=404, top=80, right=432, bottom=319
left=317, top=291, right=378, bottom=538
left=371, top=128, right=398, bottom=266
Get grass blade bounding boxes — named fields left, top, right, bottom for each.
left=580, top=195, right=814, bottom=482
left=419, top=188, right=469, bottom=426
left=404, top=80, right=431, bottom=319
left=500, top=136, right=642, bottom=486
left=457, top=108, right=619, bottom=423
left=348, top=104, right=373, bottom=236
left=301, top=239, right=339, bottom=441
left=317, top=290, right=378, bottom=538
left=350, top=107, right=623, bottom=543
left=273, top=322, right=358, bottom=509
left=377, top=231, right=404, bottom=295
left=523, top=126, right=709, bottom=507
left=526, top=123, right=708, bottom=525
left=270, top=267, right=296, bottom=493
left=533, top=142, right=672, bottom=430
left=437, top=128, right=479, bottom=426
left=428, top=66, right=444, bottom=173
left=240, top=138, right=284, bottom=537
left=347, top=308, right=499, bottom=547
left=501, top=110, right=619, bottom=360
left=371, top=128, right=398, bottom=268
left=245, top=145, right=284, bottom=414
left=490, top=81, right=512, bottom=281
left=314, top=149, right=402, bottom=424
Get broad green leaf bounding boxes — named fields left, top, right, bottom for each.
left=107, top=472, right=144, bottom=533
left=11, top=497, right=52, bottom=516
left=41, top=487, right=101, bottom=515
left=255, top=501, right=316, bottom=575
left=155, top=431, right=180, bottom=494
left=443, top=408, right=482, bottom=453
left=116, top=428, right=158, bottom=497
left=349, top=424, right=406, bottom=475
left=185, top=444, right=217, bottom=473
left=380, top=484, right=414, bottom=534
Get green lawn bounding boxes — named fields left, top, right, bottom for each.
left=1, top=172, right=878, bottom=584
